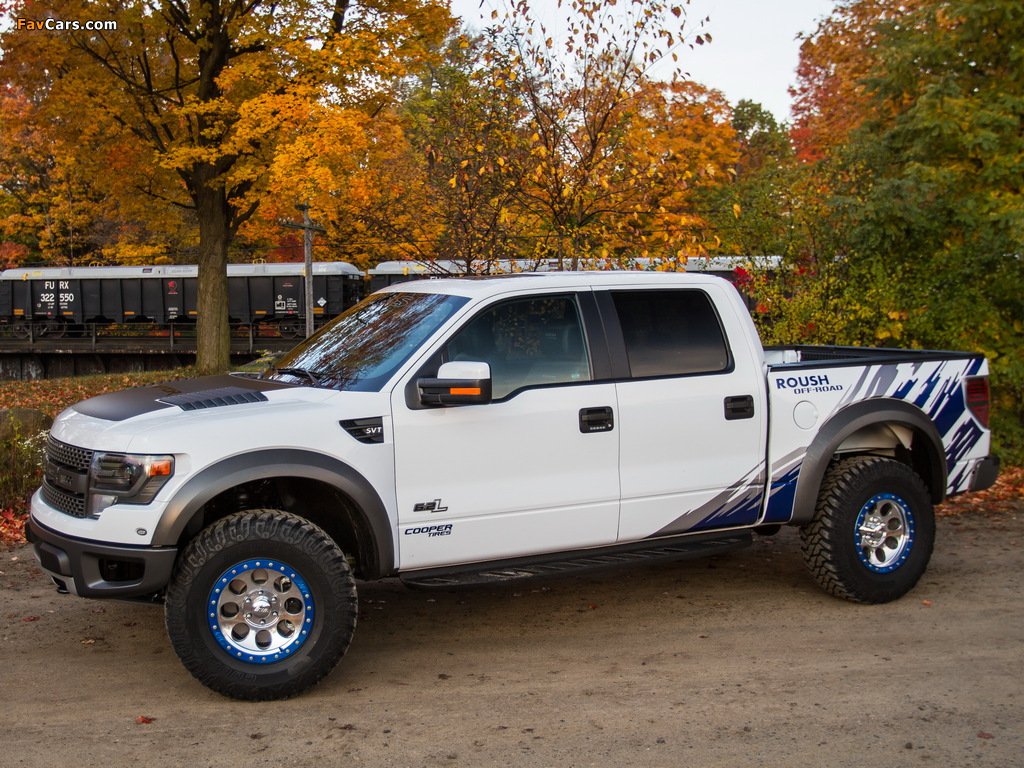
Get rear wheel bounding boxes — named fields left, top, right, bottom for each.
left=801, top=457, right=935, bottom=604
left=165, top=510, right=357, bottom=700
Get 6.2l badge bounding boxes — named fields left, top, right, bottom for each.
left=413, top=498, right=448, bottom=513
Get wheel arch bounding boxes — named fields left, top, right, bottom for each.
left=154, top=450, right=395, bottom=579
left=790, top=398, right=946, bottom=525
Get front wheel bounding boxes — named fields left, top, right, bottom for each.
left=165, top=510, right=357, bottom=700
left=801, top=457, right=935, bottom=604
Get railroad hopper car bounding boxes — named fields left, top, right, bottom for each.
left=0, top=262, right=363, bottom=338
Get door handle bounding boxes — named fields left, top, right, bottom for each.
left=724, top=395, right=755, bottom=420
left=579, top=406, right=614, bottom=433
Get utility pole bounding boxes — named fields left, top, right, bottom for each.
left=281, top=204, right=326, bottom=337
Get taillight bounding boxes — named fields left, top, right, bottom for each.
left=965, top=377, right=990, bottom=428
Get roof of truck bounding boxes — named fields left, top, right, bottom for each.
left=378, top=269, right=733, bottom=298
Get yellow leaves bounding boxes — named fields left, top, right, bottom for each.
left=733, top=203, right=742, bottom=219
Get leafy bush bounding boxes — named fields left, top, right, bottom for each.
left=0, top=425, right=45, bottom=543
left=0, top=369, right=198, bottom=544
left=1, top=426, right=45, bottom=508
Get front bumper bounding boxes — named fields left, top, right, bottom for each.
left=28, top=517, right=178, bottom=599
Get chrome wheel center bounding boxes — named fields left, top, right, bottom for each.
left=855, top=493, right=915, bottom=573
left=246, top=591, right=276, bottom=624
left=207, top=560, right=315, bottom=663
left=857, top=514, right=887, bottom=548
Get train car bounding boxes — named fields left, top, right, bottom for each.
left=0, top=261, right=364, bottom=338
left=367, top=256, right=780, bottom=293
left=367, top=260, right=475, bottom=291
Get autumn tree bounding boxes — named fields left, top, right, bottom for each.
left=242, top=31, right=527, bottom=275
left=0, top=0, right=451, bottom=369
left=790, top=0, right=924, bottom=163
left=395, top=30, right=533, bottom=272
left=279, top=1, right=738, bottom=275
left=0, top=82, right=199, bottom=266
left=476, top=0, right=734, bottom=269
left=0, top=84, right=106, bottom=266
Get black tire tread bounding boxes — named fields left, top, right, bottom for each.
left=165, top=509, right=357, bottom=701
left=800, top=456, right=933, bottom=604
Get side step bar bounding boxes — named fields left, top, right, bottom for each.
left=399, top=531, right=753, bottom=589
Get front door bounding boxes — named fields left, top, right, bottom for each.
left=391, top=293, right=620, bottom=570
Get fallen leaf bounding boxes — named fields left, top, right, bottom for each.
left=21, top=616, right=40, bottom=622
left=135, top=715, right=155, bottom=725
left=81, top=639, right=95, bottom=645
left=922, top=600, right=932, bottom=606
left=977, top=732, right=995, bottom=739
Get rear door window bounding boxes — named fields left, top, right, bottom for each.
left=610, top=290, right=731, bottom=378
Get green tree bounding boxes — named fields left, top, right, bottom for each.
left=702, top=100, right=803, bottom=260
left=779, top=0, right=1024, bottom=459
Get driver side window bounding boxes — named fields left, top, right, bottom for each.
left=445, top=296, right=591, bottom=399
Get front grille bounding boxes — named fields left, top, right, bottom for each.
left=44, top=436, right=94, bottom=518
left=42, top=482, right=87, bottom=518
left=47, top=435, right=93, bottom=472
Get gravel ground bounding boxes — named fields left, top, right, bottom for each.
left=2, top=509, right=1021, bottom=768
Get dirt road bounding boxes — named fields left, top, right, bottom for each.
left=3, top=510, right=1021, bottom=768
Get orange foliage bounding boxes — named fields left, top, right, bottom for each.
left=790, top=0, right=924, bottom=163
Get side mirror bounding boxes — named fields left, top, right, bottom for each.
left=418, top=361, right=492, bottom=406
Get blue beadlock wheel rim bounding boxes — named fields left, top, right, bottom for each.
left=855, top=493, right=915, bottom=573
left=207, top=559, right=315, bottom=664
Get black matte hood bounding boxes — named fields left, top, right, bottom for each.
left=72, top=374, right=297, bottom=422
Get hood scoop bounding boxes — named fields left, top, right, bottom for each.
left=159, top=386, right=269, bottom=411
left=72, top=374, right=293, bottom=421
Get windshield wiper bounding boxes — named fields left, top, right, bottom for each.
left=272, top=367, right=322, bottom=386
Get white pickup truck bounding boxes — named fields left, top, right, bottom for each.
left=28, top=272, right=999, bottom=700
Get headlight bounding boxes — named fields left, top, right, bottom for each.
left=90, top=452, right=174, bottom=510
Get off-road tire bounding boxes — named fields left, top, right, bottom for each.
left=801, top=456, right=935, bottom=604
left=165, top=510, right=357, bottom=700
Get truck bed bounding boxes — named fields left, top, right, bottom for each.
left=764, top=344, right=982, bottom=370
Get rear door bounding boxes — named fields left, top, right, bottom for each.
left=391, top=291, right=620, bottom=570
left=602, top=284, right=768, bottom=541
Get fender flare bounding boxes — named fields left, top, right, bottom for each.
left=152, top=449, right=395, bottom=578
left=790, top=398, right=946, bottom=525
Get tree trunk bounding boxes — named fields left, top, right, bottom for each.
left=195, top=181, right=231, bottom=372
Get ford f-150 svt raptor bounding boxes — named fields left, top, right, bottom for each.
left=28, top=272, right=999, bottom=700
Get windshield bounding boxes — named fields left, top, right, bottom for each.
left=264, top=291, right=469, bottom=391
